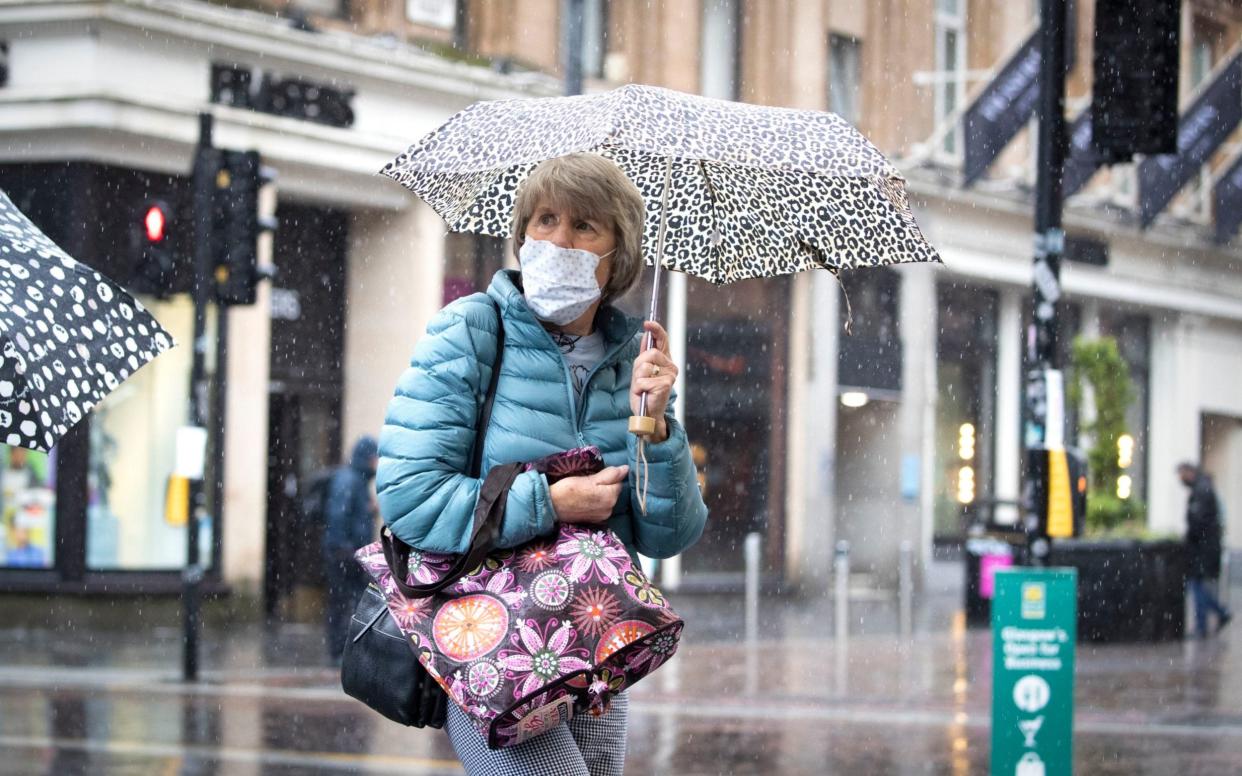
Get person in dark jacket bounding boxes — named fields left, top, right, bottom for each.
left=1179, top=462, right=1232, bottom=638
left=324, top=435, right=379, bottom=662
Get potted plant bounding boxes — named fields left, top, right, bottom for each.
left=1047, top=337, right=1185, bottom=642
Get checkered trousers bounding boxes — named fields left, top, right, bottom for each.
left=444, top=693, right=629, bottom=776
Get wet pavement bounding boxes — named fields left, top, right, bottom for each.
left=2, top=564, right=1241, bottom=775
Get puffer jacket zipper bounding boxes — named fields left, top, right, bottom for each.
left=529, top=321, right=632, bottom=448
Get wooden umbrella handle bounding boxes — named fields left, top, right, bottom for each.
left=629, top=415, right=657, bottom=436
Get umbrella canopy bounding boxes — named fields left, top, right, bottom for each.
left=381, top=84, right=939, bottom=284
left=0, top=190, right=175, bottom=452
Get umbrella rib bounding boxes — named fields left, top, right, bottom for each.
left=697, top=159, right=719, bottom=208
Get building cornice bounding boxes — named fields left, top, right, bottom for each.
left=901, top=164, right=1242, bottom=265
left=938, top=243, right=1242, bottom=323
left=0, top=0, right=561, bottom=102
left=0, top=0, right=563, bottom=207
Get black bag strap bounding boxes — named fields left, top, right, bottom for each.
left=383, top=298, right=516, bottom=599
left=382, top=462, right=523, bottom=598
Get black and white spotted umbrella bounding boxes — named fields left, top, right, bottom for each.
left=382, top=84, right=939, bottom=449
left=0, top=190, right=175, bottom=452
left=381, top=83, right=939, bottom=285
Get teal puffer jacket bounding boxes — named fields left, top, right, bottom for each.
left=377, top=269, right=708, bottom=561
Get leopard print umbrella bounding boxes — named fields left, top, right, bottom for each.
left=381, top=84, right=939, bottom=284
left=0, top=190, right=175, bottom=452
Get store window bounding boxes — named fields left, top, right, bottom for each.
left=838, top=268, right=901, bottom=393
left=935, top=282, right=998, bottom=539
left=934, top=0, right=966, bottom=156
left=443, top=233, right=507, bottom=304
left=581, top=0, right=610, bottom=79
left=1191, top=16, right=1225, bottom=87
left=0, top=445, right=56, bottom=568
left=1098, top=309, right=1150, bottom=505
left=406, top=0, right=457, bottom=29
left=828, top=33, right=862, bottom=125
left=86, top=296, right=195, bottom=570
left=293, top=0, right=345, bottom=17
left=680, top=276, right=789, bottom=576
left=1180, top=17, right=1226, bottom=220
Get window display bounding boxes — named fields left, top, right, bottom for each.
left=86, top=297, right=193, bottom=570
left=0, top=445, right=55, bottom=568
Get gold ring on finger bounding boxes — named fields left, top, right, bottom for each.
left=651, top=364, right=661, bottom=377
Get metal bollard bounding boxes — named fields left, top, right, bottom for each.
left=1222, top=549, right=1232, bottom=609
left=835, top=540, right=850, bottom=643
left=899, top=541, right=914, bottom=639
left=744, top=532, right=761, bottom=644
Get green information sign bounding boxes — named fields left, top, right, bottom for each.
left=991, top=567, right=1076, bottom=776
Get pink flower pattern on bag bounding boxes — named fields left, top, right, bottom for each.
left=453, top=567, right=527, bottom=610
left=497, top=618, right=591, bottom=699
left=556, top=530, right=631, bottom=585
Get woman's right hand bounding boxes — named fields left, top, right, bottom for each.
left=549, top=465, right=629, bottom=524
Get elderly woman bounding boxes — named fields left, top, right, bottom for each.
left=376, top=152, right=708, bottom=775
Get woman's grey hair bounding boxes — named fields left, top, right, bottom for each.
left=511, top=153, right=646, bottom=306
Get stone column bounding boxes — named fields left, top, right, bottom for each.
left=1148, top=313, right=1202, bottom=535
left=342, top=202, right=446, bottom=462
left=221, top=281, right=271, bottom=591
left=993, top=287, right=1023, bottom=525
left=897, top=265, right=937, bottom=584
left=784, top=269, right=840, bottom=590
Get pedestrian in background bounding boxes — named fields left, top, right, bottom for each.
left=1179, top=462, right=1232, bottom=638
left=323, top=435, right=379, bottom=663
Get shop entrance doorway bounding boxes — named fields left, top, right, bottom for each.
left=1203, top=413, right=1242, bottom=555
left=262, top=204, right=347, bottom=620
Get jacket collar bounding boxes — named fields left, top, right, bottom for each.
left=487, top=269, right=641, bottom=350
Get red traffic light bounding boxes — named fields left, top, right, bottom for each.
left=144, top=204, right=167, bottom=243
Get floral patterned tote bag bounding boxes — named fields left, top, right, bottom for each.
left=355, top=448, right=683, bottom=749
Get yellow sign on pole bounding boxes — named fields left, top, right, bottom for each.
left=1046, top=449, right=1073, bottom=538
left=165, top=475, right=190, bottom=527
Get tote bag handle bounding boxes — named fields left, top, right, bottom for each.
left=382, top=299, right=520, bottom=599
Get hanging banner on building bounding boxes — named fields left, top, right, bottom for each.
left=1062, top=109, right=1101, bottom=198
left=962, top=20, right=1075, bottom=187
left=1139, top=53, right=1242, bottom=228
left=963, top=32, right=1041, bottom=187
left=1213, top=153, right=1242, bottom=244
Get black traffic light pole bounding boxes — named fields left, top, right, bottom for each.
left=184, top=112, right=218, bottom=681
left=1024, top=0, right=1069, bottom=563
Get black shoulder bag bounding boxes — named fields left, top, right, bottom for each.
left=340, top=300, right=514, bottom=728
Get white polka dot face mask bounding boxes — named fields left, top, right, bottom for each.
left=518, top=239, right=614, bottom=326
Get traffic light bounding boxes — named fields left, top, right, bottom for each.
left=129, top=199, right=177, bottom=298
left=213, top=150, right=276, bottom=306
left=1092, top=0, right=1181, bottom=163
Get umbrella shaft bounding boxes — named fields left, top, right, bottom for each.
left=639, top=157, right=673, bottom=420
left=638, top=255, right=662, bottom=419
left=638, top=258, right=660, bottom=419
